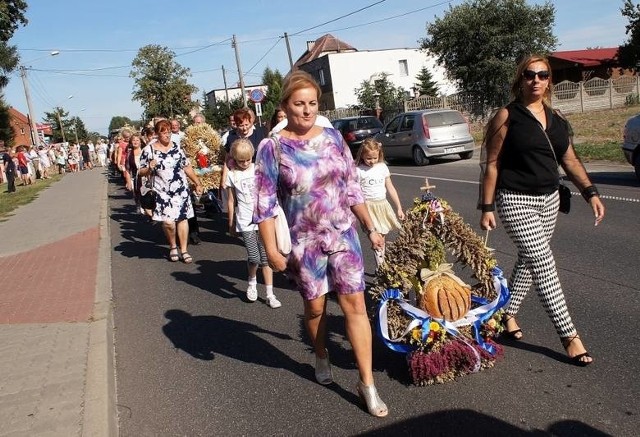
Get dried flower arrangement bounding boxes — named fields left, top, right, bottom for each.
left=370, top=180, right=510, bottom=385
left=181, top=123, right=224, bottom=191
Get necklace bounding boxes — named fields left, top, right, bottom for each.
left=528, top=105, right=545, bottom=115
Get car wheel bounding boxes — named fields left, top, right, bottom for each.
left=459, top=150, right=474, bottom=160
left=412, top=146, right=429, bottom=166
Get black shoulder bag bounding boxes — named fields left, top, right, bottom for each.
left=140, top=146, right=158, bottom=211
left=538, top=120, right=571, bottom=214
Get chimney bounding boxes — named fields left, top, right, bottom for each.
left=307, top=40, right=316, bottom=51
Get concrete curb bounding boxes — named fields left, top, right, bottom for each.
left=82, top=177, right=118, bottom=436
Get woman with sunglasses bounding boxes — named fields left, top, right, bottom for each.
left=478, top=55, right=605, bottom=366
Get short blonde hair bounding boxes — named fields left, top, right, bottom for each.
left=280, top=70, right=321, bottom=105
left=355, top=137, right=384, bottom=164
left=230, top=138, right=254, bottom=161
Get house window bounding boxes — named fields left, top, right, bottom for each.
left=399, top=59, right=408, bottom=77
left=319, top=69, right=326, bottom=86
left=20, top=128, right=25, bottom=135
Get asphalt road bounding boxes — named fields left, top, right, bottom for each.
left=111, top=153, right=640, bottom=436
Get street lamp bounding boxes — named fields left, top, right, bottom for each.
left=19, top=51, right=60, bottom=147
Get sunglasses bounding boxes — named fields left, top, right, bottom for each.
left=522, top=69, right=550, bottom=81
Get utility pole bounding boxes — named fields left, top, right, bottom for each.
left=284, top=32, right=294, bottom=71
left=19, top=66, right=40, bottom=147
left=57, top=111, right=66, bottom=144
left=231, top=35, right=247, bottom=107
left=222, top=65, right=231, bottom=109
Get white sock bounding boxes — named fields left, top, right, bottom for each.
left=248, top=277, right=257, bottom=287
left=266, top=285, right=274, bottom=297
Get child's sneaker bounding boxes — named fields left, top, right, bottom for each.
left=266, top=295, right=282, bottom=309
left=246, top=285, right=258, bottom=302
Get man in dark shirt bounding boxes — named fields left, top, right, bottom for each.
left=1, top=143, right=17, bottom=193
left=79, top=142, right=93, bottom=170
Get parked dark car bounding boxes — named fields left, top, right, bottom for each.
left=331, top=116, right=384, bottom=157
left=375, top=109, right=475, bottom=166
left=622, top=113, right=640, bottom=181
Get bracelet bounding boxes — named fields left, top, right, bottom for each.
left=581, top=185, right=599, bottom=202
left=479, top=203, right=495, bottom=213
left=366, top=228, right=378, bottom=236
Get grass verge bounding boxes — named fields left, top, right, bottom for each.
left=0, top=174, right=63, bottom=221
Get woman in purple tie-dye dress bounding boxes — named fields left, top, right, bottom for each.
left=253, top=70, right=388, bottom=417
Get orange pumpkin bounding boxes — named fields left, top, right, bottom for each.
left=420, top=274, right=471, bottom=322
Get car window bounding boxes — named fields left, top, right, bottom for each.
left=385, top=116, right=402, bottom=134
left=399, top=115, right=416, bottom=132
left=423, top=111, right=465, bottom=126
left=357, top=117, right=383, bottom=129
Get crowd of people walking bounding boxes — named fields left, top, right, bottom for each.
left=1, top=55, right=607, bottom=418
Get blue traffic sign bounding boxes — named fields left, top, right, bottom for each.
left=249, top=88, right=265, bottom=103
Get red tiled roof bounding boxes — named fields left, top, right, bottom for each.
left=9, top=107, right=29, bottom=124
left=293, top=34, right=356, bottom=69
left=550, top=48, right=619, bottom=67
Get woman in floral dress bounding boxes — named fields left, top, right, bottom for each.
left=253, top=70, right=388, bottom=417
left=139, top=119, right=203, bottom=263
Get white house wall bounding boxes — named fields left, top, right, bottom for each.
left=326, top=48, right=456, bottom=108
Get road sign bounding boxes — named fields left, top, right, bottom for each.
left=249, top=88, right=265, bottom=103
left=254, top=102, right=263, bottom=117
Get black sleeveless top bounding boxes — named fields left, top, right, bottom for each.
left=497, top=101, right=571, bottom=194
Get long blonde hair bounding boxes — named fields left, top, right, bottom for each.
left=355, top=137, right=384, bottom=165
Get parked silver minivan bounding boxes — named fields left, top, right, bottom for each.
left=376, top=109, right=475, bottom=166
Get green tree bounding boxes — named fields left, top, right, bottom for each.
left=353, top=73, right=407, bottom=114
left=70, top=116, right=88, bottom=143
left=0, top=96, right=15, bottom=145
left=203, top=94, right=244, bottom=130
left=43, top=107, right=73, bottom=143
left=0, top=0, right=28, bottom=89
left=415, top=66, right=439, bottom=97
left=108, top=116, right=134, bottom=133
left=130, top=45, right=198, bottom=121
left=420, top=0, right=557, bottom=114
left=618, top=0, right=640, bottom=71
left=260, top=67, right=284, bottom=126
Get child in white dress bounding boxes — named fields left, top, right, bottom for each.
left=226, top=139, right=281, bottom=308
left=355, top=137, right=405, bottom=268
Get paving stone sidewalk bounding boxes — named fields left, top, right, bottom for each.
left=0, top=169, right=116, bottom=437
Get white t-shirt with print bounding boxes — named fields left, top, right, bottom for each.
left=225, top=164, right=257, bottom=232
left=357, top=163, right=389, bottom=201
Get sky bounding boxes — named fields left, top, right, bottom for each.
left=3, top=0, right=629, bottom=135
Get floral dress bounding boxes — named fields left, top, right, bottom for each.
left=253, top=128, right=366, bottom=300
left=140, top=142, right=194, bottom=222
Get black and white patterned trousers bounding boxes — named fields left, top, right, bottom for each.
left=496, top=189, right=577, bottom=338
left=241, top=230, right=268, bottom=267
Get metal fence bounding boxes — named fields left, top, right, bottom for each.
left=321, top=76, right=640, bottom=123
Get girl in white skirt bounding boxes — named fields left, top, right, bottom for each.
left=355, top=137, right=405, bottom=268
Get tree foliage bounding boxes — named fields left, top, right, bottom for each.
left=130, top=45, right=198, bottom=121
left=353, top=74, right=406, bottom=115
left=420, top=0, right=557, bottom=114
left=0, top=96, right=15, bottom=146
left=43, top=107, right=72, bottom=143
left=260, top=67, right=285, bottom=127
left=415, top=67, right=440, bottom=97
left=108, top=116, right=134, bottom=133
left=203, top=94, right=244, bottom=130
left=618, top=0, right=640, bottom=71
left=0, top=0, right=28, bottom=89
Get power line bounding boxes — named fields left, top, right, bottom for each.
left=289, top=0, right=387, bottom=36
left=294, top=0, right=454, bottom=37
left=245, top=38, right=283, bottom=76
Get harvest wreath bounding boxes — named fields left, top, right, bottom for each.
left=370, top=179, right=510, bottom=385
left=181, top=123, right=224, bottom=191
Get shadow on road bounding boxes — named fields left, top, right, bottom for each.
left=355, top=409, right=610, bottom=436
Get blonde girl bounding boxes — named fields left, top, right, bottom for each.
left=355, top=137, right=405, bottom=268
left=226, top=138, right=281, bottom=309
